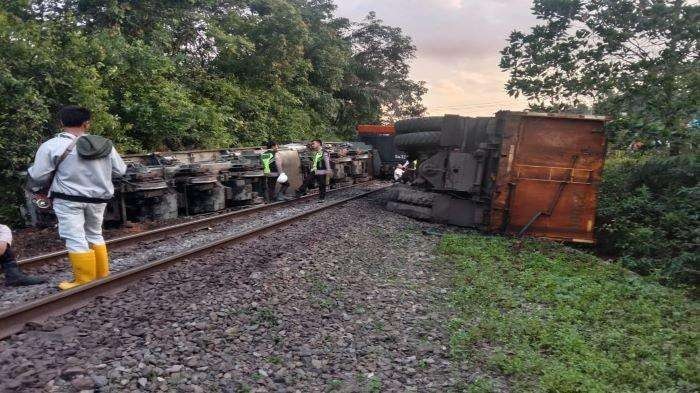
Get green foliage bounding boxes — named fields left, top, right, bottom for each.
left=440, top=234, right=699, bottom=392
left=597, top=152, right=699, bottom=285
left=500, top=0, right=699, bottom=153
left=335, top=11, right=427, bottom=137
left=0, top=0, right=425, bottom=225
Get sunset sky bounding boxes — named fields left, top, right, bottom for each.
left=335, top=0, right=538, bottom=117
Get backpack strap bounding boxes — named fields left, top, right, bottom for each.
left=46, top=138, right=79, bottom=192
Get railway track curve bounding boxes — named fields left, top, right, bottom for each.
left=1, top=185, right=388, bottom=340
left=18, top=182, right=378, bottom=270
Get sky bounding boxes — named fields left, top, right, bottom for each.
left=334, top=0, right=538, bottom=117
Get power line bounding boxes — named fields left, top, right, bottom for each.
left=428, top=100, right=522, bottom=110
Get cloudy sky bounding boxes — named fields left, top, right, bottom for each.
left=334, top=0, right=538, bottom=116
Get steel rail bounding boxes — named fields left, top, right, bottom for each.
left=19, top=181, right=378, bottom=269
left=0, top=186, right=387, bottom=340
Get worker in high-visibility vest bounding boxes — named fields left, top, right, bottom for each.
left=298, top=139, right=331, bottom=202
left=260, top=141, right=290, bottom=202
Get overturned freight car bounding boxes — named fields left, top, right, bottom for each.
left=24, top=142, right=376, bottom=228
left=386, top=111, right=607, bottom=243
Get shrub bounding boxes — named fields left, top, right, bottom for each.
left=596, top=153, right=699, bottom=285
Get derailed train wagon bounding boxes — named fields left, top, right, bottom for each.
left=356, top=124, right=407, bottom=178
left=24, top=142, right=376, bottom=228
left=387, top=111, right=608, bottom=243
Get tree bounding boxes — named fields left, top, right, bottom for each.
left=335, top=12, right=426, bottom=137
left=0, top=1, right=426, bottom=224
left=500, top=0, right=699, bottom=153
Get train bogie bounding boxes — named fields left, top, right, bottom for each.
left=23, top=141, right=377, bottom=227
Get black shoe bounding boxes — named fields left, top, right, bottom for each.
left=3, top=263, right=46, bottom=287
left=317, top=198, right=326, bottom=203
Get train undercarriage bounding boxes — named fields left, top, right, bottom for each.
left=24, top=142, right=378, bottom=228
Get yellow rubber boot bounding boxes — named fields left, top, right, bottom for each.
left=91, top=243, right=110, bottom=279
left=59, top=250, right=96, bottom=290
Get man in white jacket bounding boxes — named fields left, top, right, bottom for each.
left=28, top=106, right=127, bottom=290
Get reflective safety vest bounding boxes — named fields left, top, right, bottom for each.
left=261, top=150, right=275, bottom=174
left=311, top=151, right=326, bottom=172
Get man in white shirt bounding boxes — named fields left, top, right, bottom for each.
left=0, top=224, right=45, bottom=286
left=28, top=106, right=127, bottom=290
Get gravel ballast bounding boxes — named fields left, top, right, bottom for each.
left=0, top=190, right=470, bottom=392
left=1, top=184, right=384, bottom=312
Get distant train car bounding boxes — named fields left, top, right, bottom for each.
left=356, top=124, right=407, bottom=178
left=23, top=141, right=376, bottom=228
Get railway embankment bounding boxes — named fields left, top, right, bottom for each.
left=0, top=191, right=471, bottom=391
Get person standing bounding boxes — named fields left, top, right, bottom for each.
left=0, top=224, right=46, bottom=286
left=28, top=106, right=127, bottom=290
left=393, top=163, right=406, bottom=182
left=299, top=139, right=331, bottom=202
left=260, top=141, right=291, bottom=202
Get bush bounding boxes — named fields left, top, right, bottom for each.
left=596, top=153, right=699, bottom=285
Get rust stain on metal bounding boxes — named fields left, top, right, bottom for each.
left=489, top=112, right=607, bottom=243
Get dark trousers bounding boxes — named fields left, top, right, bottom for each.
left=264, top=177, right=277, bottom=202
left=264, top=176, right=290, bottom=202
left=301, top=174, right=327, bottom=200
left=1, top=245, right=15, bottom=269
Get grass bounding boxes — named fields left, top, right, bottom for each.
left=439, top=234, right=699, bottom=392
left=356, top=373, right=382, bottom=393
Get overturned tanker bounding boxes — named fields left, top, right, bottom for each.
left=387, top=111, right=608, bottom=243
left=24, top=141, right=376, bottom=228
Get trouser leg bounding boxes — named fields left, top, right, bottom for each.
left=263, top=176, right=271, bottom=203
left=84, top=203, right=107, bottom=245
left=53, top=199, right=97, bottom=289
left=0, top=246, right=14, bottom=265
left=2, top=245, right=46, bottom=286
left=84, top=203, right=109, bottom=278
left=279, top=182, right=289, bottom=196
left=53, top=199, right=89, bottom=252
left=316, top=174, right=326, bottom=200
left=298, top=174, right=314, bottom=196
left=266, top=177, right=278, bottom=201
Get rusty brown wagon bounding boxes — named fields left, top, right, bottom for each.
left=386, top=111, right=608, bottom=243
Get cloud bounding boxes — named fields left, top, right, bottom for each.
left=337, top=0, right=536, bottom=59
left=334, top=0, right=537, bottom=115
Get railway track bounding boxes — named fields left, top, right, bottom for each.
left=19, top=181, right=379, bottom=269
left=0, top=185, right=387, bottom=340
